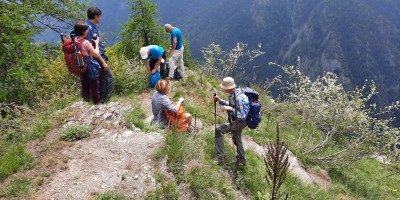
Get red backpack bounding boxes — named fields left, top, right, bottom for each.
left=62, top=36, right=87, bottom=76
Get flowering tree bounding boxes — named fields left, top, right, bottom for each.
left=274, top=62, right=399, bottom=163
left=200, top=42, right=264, bottom=84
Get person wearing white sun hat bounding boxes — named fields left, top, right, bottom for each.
left=212, top=77, right=250, bottom=166
left=139, top=45, right=167, bottom=79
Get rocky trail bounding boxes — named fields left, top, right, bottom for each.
left=14, top=92, right=330, bottom=199
left=29, top=101, right=165, bottom=199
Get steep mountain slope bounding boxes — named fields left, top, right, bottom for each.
left=156, top=0, right=400, bottom=105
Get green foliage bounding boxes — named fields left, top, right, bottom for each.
left=60, top=125, right=90, bottom=141
left=162, top=132, right=203, bottom=171
left=29, top=117, right=52, bottom=140
left=181, top=38, right=197, bottom=70
left=94, top=191, right=130, bottom=200
left=0, top=0, right=86, bottom=105
left=200, top=42, right=264, bottom=82
left=0, top=176, right=30, bottom=197
left=36, top=57, right=81, bottom=102
left=329, top=159, right=400, bottom=199
left=145, top=181, right=179, bottom=200
left=124, top=104, right=157, bottom=132
left=273, top=64, right=400, bottom=163
left=187, top=167, right=234, bottom=199
left=0, top=144, right=34, bottom=181
left=116, top=0, right=167, bottom=61
left=236, top=151, right=269, bottom=197
left=107, top=47, right=148, bottom=95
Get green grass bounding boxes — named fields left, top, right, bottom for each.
left=59, top=125, right=90, bottom=141
left=29, top=117, right=52, bottom=140
left=93, top=191, right=130, bottom=200
left=329, top=159, right=400, bottom=200
left=0, top=176, right=30, bottom=197
left=145, top=181, right=179, bottom=200
left=124, top=104, right=158, bottom=132
left=186, top=167, right=234, bottom=199
left=0, top=144, right=34, bottom=181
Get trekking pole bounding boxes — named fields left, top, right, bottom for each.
left=60, top=33, right=64, bottom=43
left=214, top=93, right=217, bottom=130
left=233, top=91, right=240, bottom=168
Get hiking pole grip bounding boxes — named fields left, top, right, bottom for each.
left=60, top=33, right=64, bottom=43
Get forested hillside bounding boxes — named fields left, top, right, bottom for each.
left=155, top=0, right=400, bottom=107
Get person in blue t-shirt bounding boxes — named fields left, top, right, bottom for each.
left=86, top=7, right=114, bottom=103
left=140, top=45, right=167, bottom=76
left=164, top=24, right=184, bottom=79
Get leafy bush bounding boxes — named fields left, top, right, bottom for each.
left=36, top=57, right=80, bottom=102
left=107, top=47, right=148, bottom=96
left=60, top=125, right=90, bottom=141
left=273, top=63, right=400, bottom=163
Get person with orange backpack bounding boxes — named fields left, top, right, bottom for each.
left=73, top=21, right=108, bottom=104
left=151, top=80, right=192, bottom=133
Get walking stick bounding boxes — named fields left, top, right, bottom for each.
left=214, top=93, right=217, bottom=130
left=233, top=90, right=240, bottom=171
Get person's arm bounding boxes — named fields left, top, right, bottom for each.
left=161, top=95, right=178, bottom=113
left=174, top=97, right=184, bottom=110
left=88, top=38, right=109, bottom=70
left=170, top=37, right=177, bottom=56
left=153, top=57, right=162, bottom=73
left=213, top=95, right=232, bottom=112
left=145, top=61, right=152, bottom=74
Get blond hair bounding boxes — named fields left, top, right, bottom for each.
left=155, top=80, right=170, bottom=95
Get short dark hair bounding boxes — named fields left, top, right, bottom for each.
left=74, top=21, right=89, bottom=36
left=87, top=7, right=102, bottom=20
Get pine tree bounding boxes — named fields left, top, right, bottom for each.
left=117, top=0, right=166, bottom=61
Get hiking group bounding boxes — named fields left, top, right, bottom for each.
left=63, top=7, right=261, bottom=167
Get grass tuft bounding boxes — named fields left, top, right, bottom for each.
left=0, top=176, right=30, bottom=197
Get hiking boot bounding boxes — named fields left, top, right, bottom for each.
left=238, top=162, right=246, bottom=167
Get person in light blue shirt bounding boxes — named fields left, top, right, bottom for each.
left=213, top=77, right=250, bottom=166
left=164, top=24, right=184, bottom=79
left=140, top=45, right=167, bottom=76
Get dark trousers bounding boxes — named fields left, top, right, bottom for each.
left=80, top=70, right=101, bottom=104
left=215, top=120, right=247, bottom=164
left=99, top=55, right=114, bottom=103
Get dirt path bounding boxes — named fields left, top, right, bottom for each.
left=31, top=102, right=165, bottom=199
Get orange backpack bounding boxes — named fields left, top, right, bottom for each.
left=164, top=105, right=188, bottom=133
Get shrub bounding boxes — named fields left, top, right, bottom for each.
left=60, top=125, right=90, bottom=141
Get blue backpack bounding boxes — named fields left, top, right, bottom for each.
left=243, top=87, right=262, bottom=129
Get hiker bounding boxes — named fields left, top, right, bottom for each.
left=151, top=80, right=192, bottom=131
left=140, top=45, right=167, bottom=80
left=86, top=7, right=115, bottom=103
left=213, top=77, right=250, bottom=166
left=74, top=21, right=108, bottom=105
left=164, top=24, right=184, bottom=79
